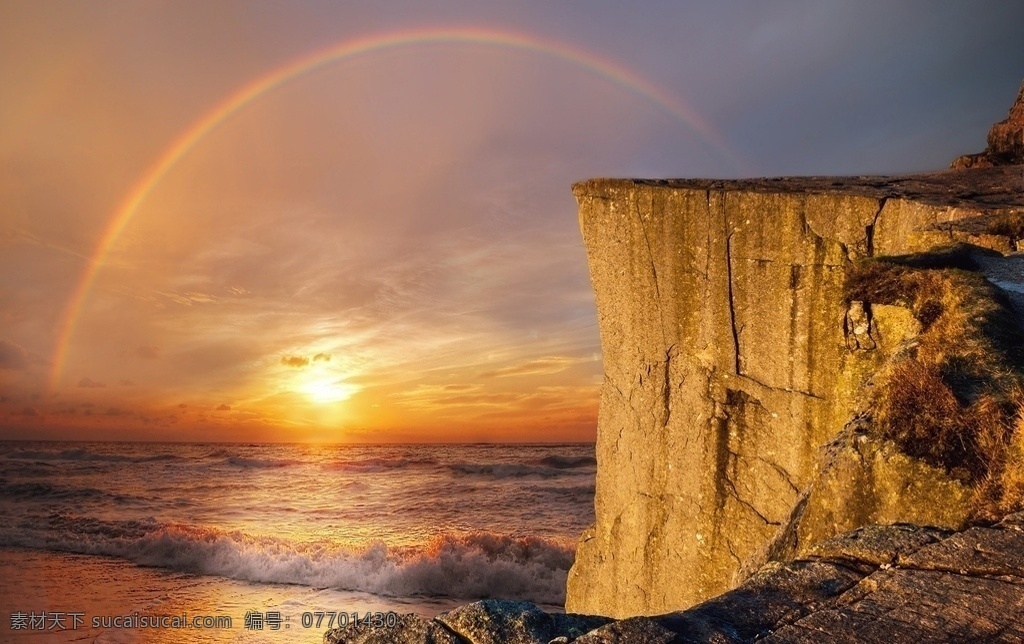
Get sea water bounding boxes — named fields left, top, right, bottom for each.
left=0, top=441, right=595, bottom=642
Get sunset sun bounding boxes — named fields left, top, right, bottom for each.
left=301, top=378, right=358, bottom=404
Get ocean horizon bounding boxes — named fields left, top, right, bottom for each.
left=0, top=440, right=596, bottom=642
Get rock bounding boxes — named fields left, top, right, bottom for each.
left=325, top=601, right=612, bottom=644
left=760, top=513, right=1024, bottom=642
left=662, top=515, right=1024, bottom=643
left=571, top=617, right=678, bottom=643
left=435, top=600, right=550, bottom=644
left=323, top=612, right=463, bottom=644
left=766, top=424, right=974, bottom=565
left=435, top=600, right=578, bottom=644
left=567, top=168, right=1024, bottom=617
left=952, top=80, right=1024, bottom=168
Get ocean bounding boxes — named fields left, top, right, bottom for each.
left=0, top=441, right=595, bottom=642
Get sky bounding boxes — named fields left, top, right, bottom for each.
left=1, top=1, right=1022, bottom=443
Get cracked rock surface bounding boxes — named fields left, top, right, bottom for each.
left=323, top=513, right=1024, bottom=643
left=568, top=166, right=1023, bottom=617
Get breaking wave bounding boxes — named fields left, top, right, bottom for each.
left=0, top=516, right=574, bottom=604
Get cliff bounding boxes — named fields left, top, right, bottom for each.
left=566, top=166, right=1024, bottom=617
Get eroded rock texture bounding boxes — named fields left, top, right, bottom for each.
left=567, top=167, right=1024, bottom=617
left=324, top=514, right=1024, bottom=643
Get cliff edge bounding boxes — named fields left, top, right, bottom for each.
left=567, top=110, right=1024, bottom=615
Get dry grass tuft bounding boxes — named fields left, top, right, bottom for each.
left=845, top=251, right=1024, bottom=521
left=988, top=213, right=1024, bottom=242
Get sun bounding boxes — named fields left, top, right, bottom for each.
left=301, top=379, right=359, bottom=404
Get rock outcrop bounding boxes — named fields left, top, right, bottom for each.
left=323, top=512, right=1024, bottom=643
left=567, top=165, right=1024, bottom=617
left=952, top=81, right=1024, bottom=168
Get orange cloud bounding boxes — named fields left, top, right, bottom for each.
left=281, top=355, right=310, bottom=368
left=479, top=356, right=582, bottom=378
left=0, top=340, right=41, bottom=371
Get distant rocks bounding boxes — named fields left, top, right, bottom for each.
left=325, top=513, right=1024, bottom=642
left=952, top=81, right=1024, bottom=168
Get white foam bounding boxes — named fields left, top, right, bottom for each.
left=0, top=521, right=574, bottom=605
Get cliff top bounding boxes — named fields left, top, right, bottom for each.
left=574, top=165, right=1023, bottom=213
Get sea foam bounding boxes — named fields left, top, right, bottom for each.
left=0, top=518, right=575, bottom=605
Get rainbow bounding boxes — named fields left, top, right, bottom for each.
left=48, top=25, right=743, bottom=390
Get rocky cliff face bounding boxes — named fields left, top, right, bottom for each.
left=567, top=167, right=1024, bottom=617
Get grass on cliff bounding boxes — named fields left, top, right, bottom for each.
left=845, top=247, right=1024, bottom=522
left=988, top=212, right=1024, bottom=243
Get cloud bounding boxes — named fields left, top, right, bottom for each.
left=119, top=379, right=136, bottom=386
left=77, top=377, right=106, bottom=388
left=216, top=403, right=231, bottom=411
left=177, top=403, right=188, bottom=408
left=0, top=340, right=37, bottom=371
left=159, top=290, right=217, bottom=306
left=281, top=355, right=309, bottom=368
left=136, top=345, right=160, bottom=359
left=443, top=384, right=477, bottom=391
left=479, top=356, right=581, bottom=378
left=313, top=352, right=332, bottom=362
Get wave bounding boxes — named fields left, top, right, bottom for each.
left=532, top=484, right=596, bottom=496
left=447, top=462, right=592, bottom=479
left=217, top=456, right=305, bottom=469
left=325, top=457, right=438, bottom=473
left=0, top=517, right=574, bottom=604
left=2, top=448, right=183, bottom=464
left=0, top=480, right=141, bottom=504
left=537, top=455, right=596, bottom=469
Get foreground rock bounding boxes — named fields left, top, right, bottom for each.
left=325, top=513, right=1024, bottom=642
left=323, top=600, right=610, bottom=644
